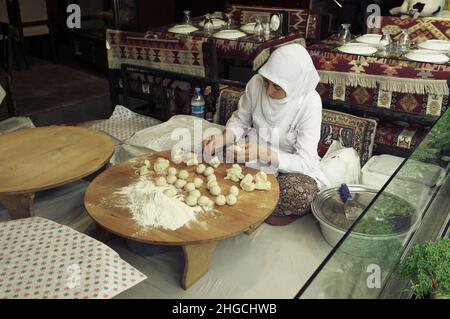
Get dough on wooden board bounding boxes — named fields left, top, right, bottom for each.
left=254, top=171, right=271, bottom=190
left=189, top=190, right=201, bottom=198
left=209, top=156, right=221, bottom=169
left=175, top=179, right=187, bottom=189
left=215, top=195, right=226, bottom=206
left=178, top=170, right=189, bottom=180
left=225, top=164, right=244, bottom=182
left=154, top=176, right=167, bottom=187
left=167, top=167, right=177, bottom=176
left=226, top=194, right=238, bottom=206
left=229, top=185, right=239, bottom=196
left=203, top=167, right=215, bottom=177
left=240, top=174, right=256, bottom=192
left=154, top=157, right=170, bottom=173
left=196, top=164, right=206, bottom=175
left=206, top=174, right=217, bottom=183
left=166, top=175, right=177, bottom=185
left=164, top=188, right=178, bottom=198
left=184, top=182, right=196, bottom=192
left=210, top=185, right=221, bottom=196
left=207, top=180, right=218, bottom=190
left=193, top=178, right=203, bottom=188
left=185, top=195, right=198, bottom=207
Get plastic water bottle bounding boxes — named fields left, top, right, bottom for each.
left=191, top=87, right=205, bottom=119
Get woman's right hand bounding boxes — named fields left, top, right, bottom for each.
left=202, top=134, right=217, bottom=156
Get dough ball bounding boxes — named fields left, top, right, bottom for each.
left=186, top=152, right=199, bottom=166
left=225, top=164, right=244, bottom=182
left=189, top=190, right=201, bottom=198
left=184, top=182, right=196, bottom=192
left=242, top=174, right=254, bottom=184
left=166, top=175, right=177, bottom=185
left=241, top=181, right=256, bottom=192
left=196, top=164, right=206, bottom=175
left=138, top=166, right=149, bottom=176
left=206, top=174, right=217, bottom=183
left=198, top=196, right=211, bottom=206
left=215, top=195, right=226, bottom=206
left=163, top=188, right=177, bottom=198
left=207, top=180, right=218, bottom=190
left=193, top=178, right=203, bottom=188
left=229, top=185, right=239, bottom=196
left=154, top=158, right=170, bottom=173
left=255, top=180, right=272, bottom=191
left=209, top=156, right=221, bottom=169
left=154, top=176, right=167, bottom=187
left=172, top=148, right=185, bottom=163
left=175, top=179, right=187, bottom=189
left=226, top=194, right=238, bottom=206
left=185, top=195, right=198, bottom=207
left=203, top=167, right=214, bottom=177
left=210, top=186, right=222, bottom=196
left=178, top=170, right=189, bottom=180
left=143, top=159, right=151, bottom=168
left=167, top=167, right=177, bottom=176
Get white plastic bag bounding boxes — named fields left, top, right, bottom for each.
left=320, top=140, right=361, bottom=187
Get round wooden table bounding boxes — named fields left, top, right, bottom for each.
left=84, top=151, right=280, bottom=289
left=0, top=126, right=115, bottom=219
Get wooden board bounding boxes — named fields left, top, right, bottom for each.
left=0, top=126, right=115, bottom=195
left=85, top=151, right=280, bottom=246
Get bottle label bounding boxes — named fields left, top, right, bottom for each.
left=191, top=103, right=205, bottom=117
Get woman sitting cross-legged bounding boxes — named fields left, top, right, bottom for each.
left=202, top=44, right=330, bottom=226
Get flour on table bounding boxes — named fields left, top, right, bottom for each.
left=115, top=178, right=203, bottom=231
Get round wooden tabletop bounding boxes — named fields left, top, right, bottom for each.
left=0, top=126, right=115, bottom=195
left=85, top=152, right=280, bottom=246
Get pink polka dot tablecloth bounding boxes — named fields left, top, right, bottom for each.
left=0, top=217, right=147, bottom=299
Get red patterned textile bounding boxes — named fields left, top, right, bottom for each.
left=368, top=16, right=450, bottom=41
left=106, top=29, right=210, bottom=78
left=227, top=4, right=319, bottom=40
left=315, top=83, right=448, bottom=117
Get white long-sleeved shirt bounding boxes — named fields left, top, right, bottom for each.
left=226, top=75, right=330, bottom=189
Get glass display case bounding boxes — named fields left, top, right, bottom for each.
left=297, top=106, right=450, bottom=299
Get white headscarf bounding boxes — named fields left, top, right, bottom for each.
left=258, top=44, right=320, bottom=126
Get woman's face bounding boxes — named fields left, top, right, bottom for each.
left=262, top=77, right=287, bottom=100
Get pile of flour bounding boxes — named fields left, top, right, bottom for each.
left=116, top=178, right=202, bottom=231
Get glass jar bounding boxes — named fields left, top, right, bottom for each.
left=253, top=18, right=264, bottom=37
left=338, top=24, right=352, bottom=45
left=399, top=29, right=411, bottom=53
left=183, top=10, right=191, bottom=25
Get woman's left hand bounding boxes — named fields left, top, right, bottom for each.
left=231, top=143, right=278, bottom=165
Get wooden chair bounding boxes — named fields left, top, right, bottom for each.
left=107, top=29, right=220, bottom=121
left=0, top=22, right=17, bottom=117
left=7, top=0, right=58, bottom=69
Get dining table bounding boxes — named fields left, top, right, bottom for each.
left=308, top=36, right=450, bottom=122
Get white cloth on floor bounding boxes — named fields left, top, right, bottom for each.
left=111, top=215, right=332, bottom=299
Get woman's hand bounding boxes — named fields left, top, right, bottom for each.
left=231, top=143, right=278, bottom=165
left=202, top=134, right=217, bottom=156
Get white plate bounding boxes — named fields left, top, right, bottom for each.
left=337, top=43, right=378, bottom=56
left=213, top=29, right=246, bottom=40
left=240, top=22, right=256, bottom=33
left=355, top=34, right=383, bottom=46
left=418, top=40, right=450, bottom=52
left=199, top=18, right=226, bottom=29
left=168, top=24, right=199, bottom=34
left=405, top=49, right=450, bottom=64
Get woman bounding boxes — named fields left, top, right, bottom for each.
left=203, top=44, right=330, bottom=226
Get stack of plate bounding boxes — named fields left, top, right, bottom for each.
left=337, top=43, right=378, bottom=56
left=418, top=40, right=450, bottom=52
left=213, top=29, right=246, bottom=40
left=168, top=24, right=199, bottom=34
left=355, top=34, right=383, bottom=46
left=199, top=18, right=226, bottom=29
left=405, top=49, right=449, bottom=64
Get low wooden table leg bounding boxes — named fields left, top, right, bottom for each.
left=0, top=193, right=35, bottom=219
left=182, top=241, right=218, bottom=290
